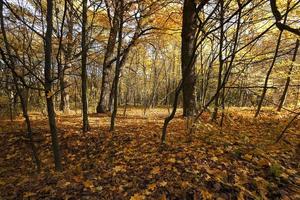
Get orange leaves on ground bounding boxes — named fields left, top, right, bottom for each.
left=0, top=108, right=299, bottom=199
left=130, top=193, right=145, bottom=200
left=150, top=166, right=160, bottom=175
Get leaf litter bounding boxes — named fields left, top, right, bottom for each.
left=0, top=108, right=299, bottom=199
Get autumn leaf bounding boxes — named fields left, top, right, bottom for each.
left=181, top=181, right=191, bottom=188
left=23, top=192, right=36, bottom=198
left=113, top=165, right=126, bottom=173
left=57, top=180, right=71, bottom=188
left=83, top=180, right=94, bottom=188
left=73, top=175, right=82, bottom=183
left=159, top=181, right=167, bottom=187
left=150, top=166, right=160, bottom=175
left=243, top=154, right=253, bottom=161
left=147, top=183, right=157, bottom=191
left=200, top=188, right=212, bottom=200
left=168, top=158, right=176, bottom=163
left=130, top=193, right=145, bottom=200
left=256, top=158, right=270, bottom=167
left=211, top=156, right=218, bottom=162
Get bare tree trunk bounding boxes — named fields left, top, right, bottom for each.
left=110, top=0, right=123, bottom=132
left=142, top=60, right=147, bottom=115
left=0, top=1, right=40, bottom=170
left=161, top=81, right=183, bottom=144
left=109, top=78, right=116, bottom=112
left=44, top=0, right=62, bottom=171
left=181, top=0, right=197, bottom=117
left=211, top=0, right=224, bottom=121
left=97, top=0, right=119, bottom=113
left=202, top=43, right=216, bottom=107
left=161, top=0, right=209, bottom=144
left=277, top=39, right=299, bottom=111
left=56, top=0, right=67, bottom=113
left=123, top=85, right=129, bottom=116
left=61, top=8, right=74, bottom=114
left=81, top=0, right=90, bottom=132
left=74, top=76, right=78, bottom=114
left=14, top=76, right=41, bottom=171
left=255, top=2, right=289, bottom=117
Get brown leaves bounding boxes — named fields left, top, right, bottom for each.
left=83, top=180, right=94, bottom=189
left=150, top=166, right=160, bottom=175
left=147, top=183, right=157, bottom=191
left=113, top=165, right=127, bottom=173
left=23, top=192, right=36, bottom=198
left=242, top=154, right=253, bottom=161
left=130, top=193, right=145, bottom=200
left=0, top=108, right=299, bottom=199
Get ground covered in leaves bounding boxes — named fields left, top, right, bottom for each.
left=0, top=108, right=299, bottom=199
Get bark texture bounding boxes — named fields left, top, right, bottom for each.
left=181, top=0, right=197, bottom=116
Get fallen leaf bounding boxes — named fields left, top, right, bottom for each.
left=23, top=192, right=36, bottom=198
left=73, top=175, right=82, bottom=183
left=130, top=193, right=145, bottom=200
left=200, top=188, right=212, bottom=200
left=150, top=166, right=160, bottom=175
left=83, top=180, right=94, bottom=188
left=256, top=158, right=270, bottom=167
left=147, top=183, right=156, bottom=191
left=243, top=154, right=253, bottom=161
left=159, top=181, right=167, bottom=187
left=211, top=156, right=218, bottom=162
left=96, top=186, right=103, bottom=191
left=113, top=165, right=126, bottom=173
left=181, top=181, right=191, bottom=188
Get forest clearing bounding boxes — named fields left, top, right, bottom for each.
left=0, top=108, right=299, bottom=199
left=0, top=0, right=300, bottom=199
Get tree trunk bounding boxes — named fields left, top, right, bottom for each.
left=15, top=76, right=41, bottom=171
left=211, top=0, right=224, bottom=121
left=277, top=39, right=299, bottom=111
left=110, top=0, right=123, bottom=132
left=97, top=1, right=119, bottom=113
left=0, top=1, right=40, bottom=171
left=60, top=9, right=74, bottom=114
left=181, top=0, right=197, bottom=117
left=81, top=0, right=90, bottom=132
left=255, top=2, right=289, bottom=117
left=45, top=0, right=62, bottom=171
left=56, top=0, right=67, bottom=112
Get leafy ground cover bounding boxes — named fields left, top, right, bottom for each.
left=0, top=108, right=299, bottom=199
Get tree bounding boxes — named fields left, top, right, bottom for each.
left=211, top=0, right=225, bottom=121
left=44, top=0, right=62, bottom=171
left=0, top=0, right=40, bottom=171
left=255, top=1, right=290, bottom=117
left=181, top=0, right=198, bottom=117
left=277, top=39, right=299, bottom=111
left=81, top=0, right=90, bottom=132
left=110, top=0, right=123, bottom=131
left=96, top=0, right=119, bottom=114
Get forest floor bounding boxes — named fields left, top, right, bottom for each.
left=0, top=107, right=299, bottom=200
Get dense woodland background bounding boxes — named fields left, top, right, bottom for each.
left=0, top=0, right=299, bottom=199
